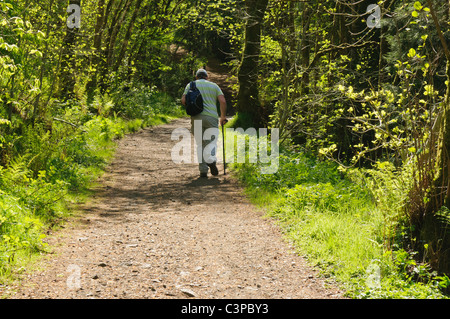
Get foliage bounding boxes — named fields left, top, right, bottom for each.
left=110, top=83, right=185, bottom=121
left=173, top=0, right=243, bottom=61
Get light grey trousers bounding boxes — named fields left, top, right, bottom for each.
left=190, top=114, right=219, bottom=174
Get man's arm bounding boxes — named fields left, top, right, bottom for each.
left=218, top=94, right=227, bottom=126
left=181, top=82, right=190, bottom=106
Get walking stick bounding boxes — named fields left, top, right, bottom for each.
left=222, top=119, right=228, bottom=175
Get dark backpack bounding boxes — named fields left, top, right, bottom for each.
left=185, top=81, right=203, bottom=116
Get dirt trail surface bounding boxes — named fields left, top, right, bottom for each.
left=8, top=118, right=344, bottom=299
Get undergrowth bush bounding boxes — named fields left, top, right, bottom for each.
left=0, top=191, right=46, bottom=277
left=111, top=83, right=185, bottom=121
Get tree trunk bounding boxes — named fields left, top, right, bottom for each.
left=419, top=0, right=450, bottom=274
left=113, top=0, right=144, bottom=72
left=427, top=0, right=450, bottom=211
left=422, top=61, right=450, bottom=273
left=433, top=63, right=450, bottom=208
left=236, top=0, right=269, bottom=127
left=300, top=3, right=311, bottom=95
left=98, top=0, right=125, bottom=91
left=86, top=0, right=107, bottom=101
left=59, top=0, right=81, bottom=100
left=106, top=0, right=132, bottom=69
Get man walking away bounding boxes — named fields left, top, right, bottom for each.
left=181, top=69, right=227, bottom=178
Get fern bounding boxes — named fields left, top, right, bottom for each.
left=0, top=155, right=30, bottom=191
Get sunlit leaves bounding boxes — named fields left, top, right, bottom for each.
left=407, top=48, right=416, bottom=58
left=414, top=1, right=423, bottom=11
left=0, top=0, right=51, bottom=124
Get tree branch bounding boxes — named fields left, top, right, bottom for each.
left=427, top=0, right=450, bottom=61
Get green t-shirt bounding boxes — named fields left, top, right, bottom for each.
left=184, top=79, right=224, bottom=119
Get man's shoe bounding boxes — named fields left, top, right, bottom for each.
left=207, top=162, right=219, bottom=176
left=200, top=172, right=208, bottom=178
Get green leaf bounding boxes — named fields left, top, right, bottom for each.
left=29, top=49, right=43, bottom=57
left=414, top=1, right=423, bottom=11
left=411, top=10, right=419, bottom=18
left=407, top=48, right=416, bottom=58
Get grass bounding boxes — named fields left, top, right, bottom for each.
left=230, top=136, right=449, bottom=298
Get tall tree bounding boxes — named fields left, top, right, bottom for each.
left=113, top=0, right=144, bottom=72
left=86, top=0, right=107, bottom=100
left=235, top=0, right=269, bottom=127
left=59, top=0, right=81, bottom=100
left=428, top=0, right=450, bottom=210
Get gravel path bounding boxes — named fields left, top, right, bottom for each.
left=7, top=118, right=344, bottom=299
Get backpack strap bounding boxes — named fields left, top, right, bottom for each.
left=190, top=81, right=196, bottom=90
